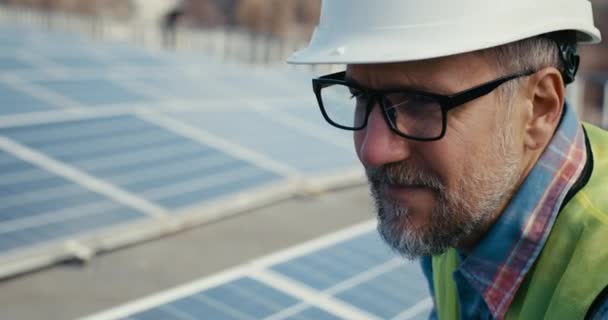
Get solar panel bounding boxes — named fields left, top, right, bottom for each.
left=33, top=78, right=150, bottom=106
left=0, top=82, right=55, bottom=115
left=0, top=114, right=284, bottom=210
left=0, top=24, right=364, bottom=277
left=164, top=109, right=355, bottom=174
left=82, top=221, right=432, bottom=320
left=0, top=55, right=34, bottom=71
left=0, top=149, right=148, bottom=254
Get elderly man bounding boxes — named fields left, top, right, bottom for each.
left=288, top=1, right=608, bottom=319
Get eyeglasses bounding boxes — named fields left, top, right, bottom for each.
left=312, top=70, right=535, bottom=141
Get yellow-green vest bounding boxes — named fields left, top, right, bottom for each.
left=431, top=124, right=608, bottom=320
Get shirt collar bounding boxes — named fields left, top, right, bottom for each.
left=456, top=103, right=588, bottom=319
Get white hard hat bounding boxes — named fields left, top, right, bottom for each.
left=287, top=0, right=602, bottom=65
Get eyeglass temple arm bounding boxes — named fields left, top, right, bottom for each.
left=443, top=70, right=535, bottom=109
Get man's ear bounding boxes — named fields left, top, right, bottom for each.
left=523, top=68, right=565, bottom=150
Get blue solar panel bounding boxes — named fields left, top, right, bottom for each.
left=0, top=150, right=147, bottom=253
left=0, top=56, right=34, bottom=71
left=335, top=264, right=430, bottom=319
left=166, top=110, right=357, bottom=174
left=48, top=55, right=109, bottom=69
left=0, top=27, right=31, bottom=47
left=124, top=277, right=305, bottom=320
left=271, top=232, right=397, bottom=290
left=1, top=115, right=283, bottom=210
left=290, top=307, right=343, bottom=320
left=0, top=24, right=365, bottom=278
left=85, top=225, right=432, bottom=320
left=131, top=74, right=232, bottom=100
left=0, top=83, right=55, bottom=115
left=96, top=43, right=172, bottom=67
left=212, top=72, right=305, bottom=99
left=34, top=78, right=150, bottom=106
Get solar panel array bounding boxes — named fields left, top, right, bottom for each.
left=0, top=24, right=362, bottom=278
left=82, top=221, right=432, bottom=320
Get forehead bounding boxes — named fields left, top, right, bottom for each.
left=346, top=52, right=496, bottom=92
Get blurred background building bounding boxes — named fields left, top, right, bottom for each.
left=1, top=0, right=606, bottom=126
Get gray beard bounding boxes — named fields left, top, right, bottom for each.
left=368, top=147, right=519, bottom=259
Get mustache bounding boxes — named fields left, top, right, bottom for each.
left=366, top=162, right=445, bottom=192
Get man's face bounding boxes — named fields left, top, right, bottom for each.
left=348, top=53, right=525, bottom=259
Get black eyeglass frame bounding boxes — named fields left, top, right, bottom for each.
left=312, top=69, right=535, bottom=141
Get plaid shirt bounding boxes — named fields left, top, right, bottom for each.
left=420, top=104, right=608, bottom=319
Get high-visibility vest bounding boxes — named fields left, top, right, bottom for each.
left=431, top=124, right=608, bottom=320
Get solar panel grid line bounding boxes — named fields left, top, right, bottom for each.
left=324, top=258, right=404, bottom=296
left=3, top=65, right=170, bottom=83
left=107, top=76, right=187, bottom=102
left=330, top=233, right=387, bottom=260
left=250, top=220, right=377, bottom=270
left=145, top=97, right=309, bottom=114
left=249, top=268, right=380, bottom=320
left=159, top=303, right=200, bottom=320
left=0, top=135, right=169, bottom=218
left=0, top=181, right=106, bottom=219
left=35, top=78, right=151, bottom=107
left=0, top=199, right=122, bottom=234
left=326, top=241, right=390, bottom=271
left=357, top=267, right=421, bottom=300
left=0, top=116, right=153, bottom=145
left=248, top=102, right=352, bottom=151
left=0, top=73, right=84, bottom=110
left=274, top=256, right=338, bottom=289
left=104, top=153, right=232, bottom=186
left=261, top=301, right=312, bottom=320
left=0, top=108, right=131, bottom=130
left=137, top=111, right=300, bottom=177
left=336, top=277, right=423, bottom=319
left=391, top=298, right=434, bottom=320
left=207, top=278, right=316, bottom=319
left=308, top=247, right=374, bottom=281
left=13, top=50, right=70, bottom=77
left=140, top=165, right=275, bottom=200
left=188, top=294, right=255, bottom=320
left=0, top=162, right=57, bottom=184
left=30, top=126, right=179, bottom=158
left=0, top=49, right=22, bottom=58
left=78, top=149, right=215, bottom=181
left=75, top=142, right=211, bottom=174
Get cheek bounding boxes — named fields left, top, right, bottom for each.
left=426, top=136, right=467, bottom=190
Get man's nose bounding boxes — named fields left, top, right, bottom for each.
left=355, top=104, right=412, bottom=167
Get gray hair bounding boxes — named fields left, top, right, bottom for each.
left=480, top=33, right=571, bottom=104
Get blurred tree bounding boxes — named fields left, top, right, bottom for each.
left=3, top=0, right=322, bottom=37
